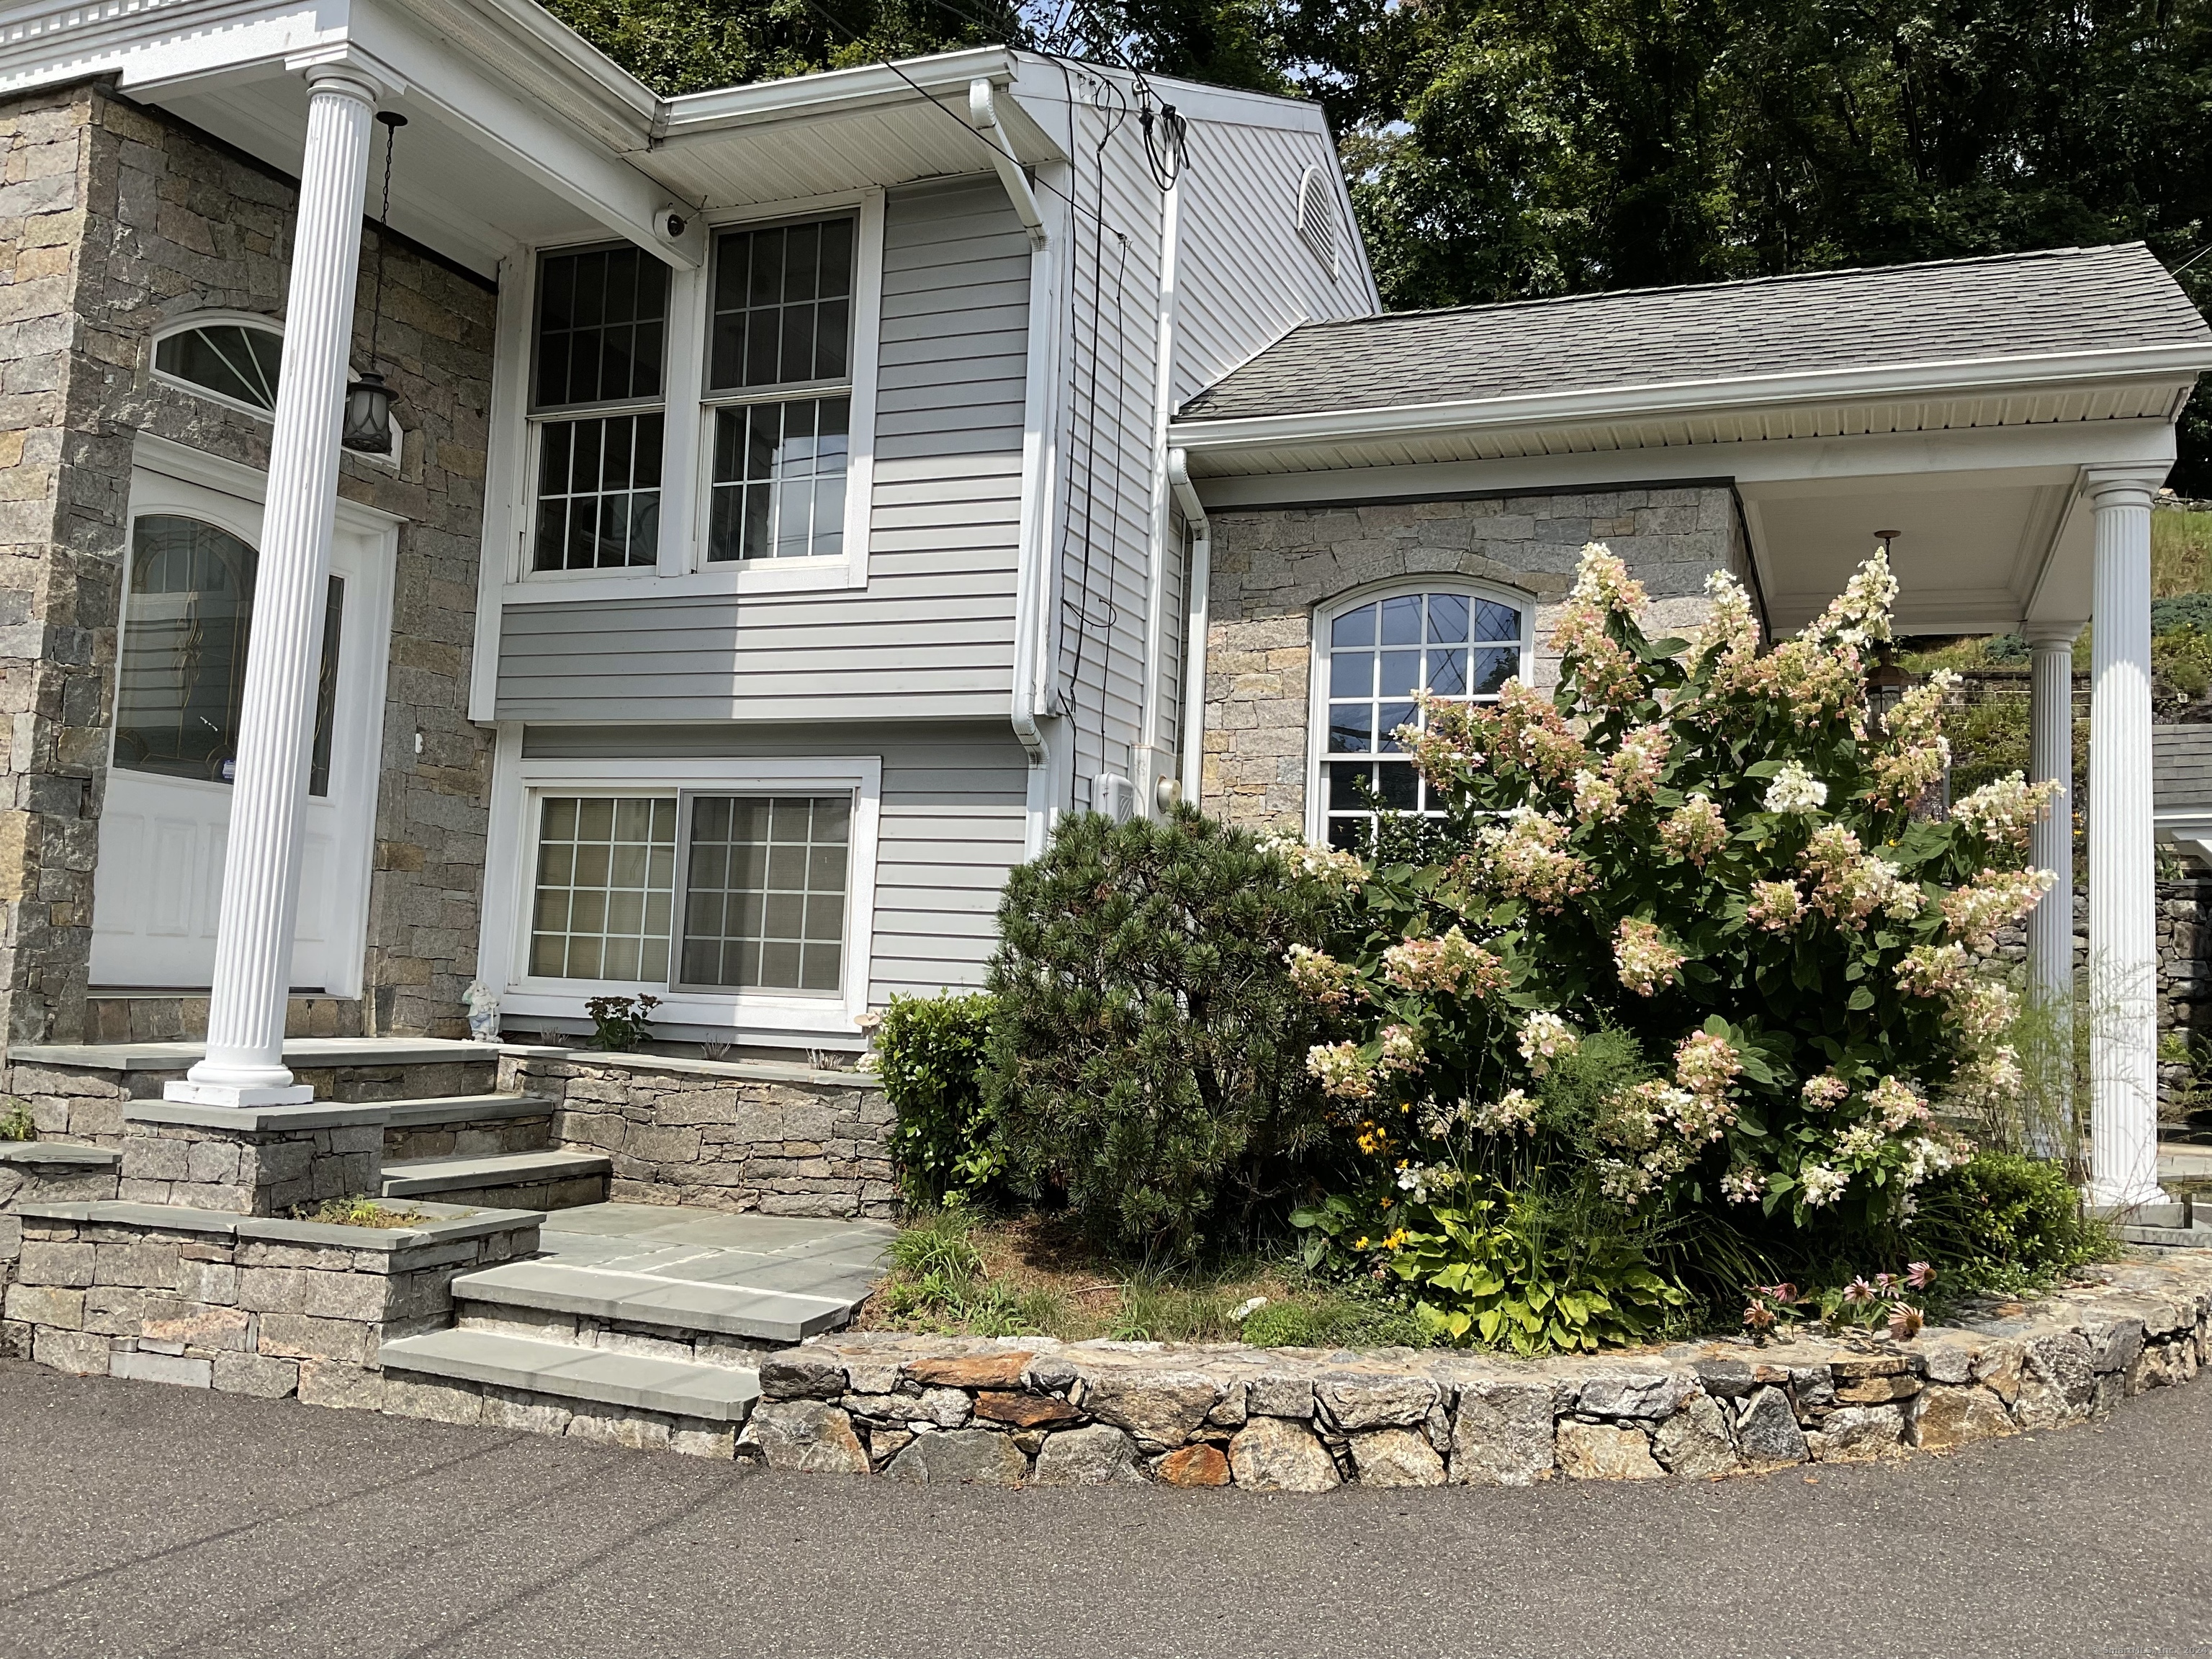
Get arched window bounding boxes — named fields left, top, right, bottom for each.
left=1312, top=584, right=1532, bottom=850
left=152, top=317, right=284, bottom=415
left=149, top=313, right=401, bottom=464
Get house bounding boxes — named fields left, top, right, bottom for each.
left=0, top=8, right=1372, bottom=1071
left=0, top=0, right=2206, bottom=1215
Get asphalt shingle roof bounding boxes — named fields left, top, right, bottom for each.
left=1178, top=243, right=2212, bottom=423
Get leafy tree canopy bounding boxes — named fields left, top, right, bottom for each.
left=544, top=0, right=2212, bottom=487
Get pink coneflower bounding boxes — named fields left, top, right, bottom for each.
left=1843, top=1277, right=1875, bottom=1305
left=1888, top=1304, right=1925, bottom=1340
left=1905, top=1260, right=1936, bottom=1290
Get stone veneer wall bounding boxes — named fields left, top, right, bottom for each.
left=503, top=1051, right=897, bottom=1220
left=0, top=79, right=498, bottom=1043
left=0, top=1200, right=535, bottom=1387
left=1197, top=486, right=1748, bottom=830
left=729, top=1251, right=2212, bottom=1488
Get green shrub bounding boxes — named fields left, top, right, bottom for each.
left=583, top=993, right=657, bottom=1051
left=0, top=1097, right=34, bottom=1142
left=875, top=992, right=1001, bottom=1208
left=1905, top=1151, right=2113, bottom=1296
left=984, top=806, right=1344, bottom=1255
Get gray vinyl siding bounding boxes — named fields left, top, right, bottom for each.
left=520, top=720, right=1028, bottom=1002
left=495, top=175, right=1032, bottom=724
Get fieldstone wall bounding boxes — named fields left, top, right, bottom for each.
left=504, top=1051, right=896, bottom=1220
left=117, top=1105, right=385, bottom=1215
left=1, top=1199, right=536, bottom=1384
left=0, top=1141, right=117, bottom=1353
left=1199, top=486, right=1748, bottom=830
left=0, top=78, right=498, bottom=1043
left=735, top=1251, right=2212, bottom=1489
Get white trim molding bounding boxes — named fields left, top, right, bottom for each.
left=481, top=750, right=885, bottom=1040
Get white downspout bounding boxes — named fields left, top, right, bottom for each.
left=968, top=78, right=1047, bottom=249
left=1169, top=447, right=1211, bottom=809
left=1010, top=138, right=1069, bottom=854
left=1133, top=168, right=1183, bottom=815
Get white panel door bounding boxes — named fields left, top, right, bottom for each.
left=90, top=467, right=394, bottom=996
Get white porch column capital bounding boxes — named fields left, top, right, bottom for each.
left=169, top=67, right=378, bottom=1110
left=2085, top=474, right=2167, bottom=1208
left=2022, top=622, right=2082, bottom=649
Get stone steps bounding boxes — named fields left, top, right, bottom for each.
left=379, top=1148, right=609, bottom=1210
left=377, top=1326, right=760, bottom=1421
left=377, top=1092, right=557, bottom=1162
left=453, top=1256, right=862, bottom=1344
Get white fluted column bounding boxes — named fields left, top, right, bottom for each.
left=2027, top=627, right=2081, bottom=1008
left=2025, top=626, right=2080, bottom=1157
left=169, top=68, right=379, bottom=1109
left=2085, top=468, right=2170, bottom=1208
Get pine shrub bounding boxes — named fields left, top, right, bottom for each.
left=984, top=806, right=1341, bottom=1254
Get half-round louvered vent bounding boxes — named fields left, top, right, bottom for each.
left=1295, top=165, right=1340, bottom=279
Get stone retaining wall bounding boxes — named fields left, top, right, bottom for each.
left=502, top=1051, right=896, bottom=1220
left=0, top=1200, right=536, bottom=1389
left=737, top=1252, right=2212, bottom=1489
left=0, top=1142, right=117, bottom=1352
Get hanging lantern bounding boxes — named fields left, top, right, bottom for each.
left=342, top=110, right=406, bottom=456
left=1865, top=638, right=1916, bottom=729
left=341, top=369, right=394, bottom=453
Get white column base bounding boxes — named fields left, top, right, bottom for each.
left=162, top=1079, right=317, bottom=1109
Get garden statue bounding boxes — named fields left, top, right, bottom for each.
left=464, top=980, right=501, bottom=1043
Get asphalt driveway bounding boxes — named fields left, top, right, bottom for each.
left=1, top=1356, right=2206, bottom=1658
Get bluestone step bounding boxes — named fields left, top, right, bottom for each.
left=379, top=1148, right=611, bottom=1197
left=378, top=1093, right=557, bottom=1129
left=379, top=1327, right=759, bottom=1421
left=454, top=1256, right=861, bottom=1343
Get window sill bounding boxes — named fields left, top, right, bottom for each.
left=502, top=557, right=863, bottom=607
left=500, top=984, right=863, bottom=1037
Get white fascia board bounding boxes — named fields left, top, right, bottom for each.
left=660, top=46, right=1018, bottom=138
left=1186, top=418, right=2187, bottom=510
left=0, top=0, right=342, bottom=96
left=1013, top=53, right=1334, bottom=133
left=347, top=6, right=691, bottom=266
left=397, top=0, right=657, bottom=148
left=1169, top=344, right=2212, bottom=462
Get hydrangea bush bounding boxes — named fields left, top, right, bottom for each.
left=1290, top=543, right=2060, bottom=1347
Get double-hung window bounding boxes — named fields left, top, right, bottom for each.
left=530, top=244, right=668, bottom=572
left=703, top=215, right=856, bottom=563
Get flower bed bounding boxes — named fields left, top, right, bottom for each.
left=737, top=1251, right=2212, bottom=1488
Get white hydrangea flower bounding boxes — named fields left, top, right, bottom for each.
left=1763, top=760, right=1828, bottom=815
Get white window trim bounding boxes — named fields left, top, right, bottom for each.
left=148, top=311, right=404, bottom=472
left=481, top=749, right=883, bottom=1038
left=500, top=189, right=884, bottom=604
left=1303, top=577, right=1537, bottom=843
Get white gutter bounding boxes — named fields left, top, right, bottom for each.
left=966, top=77, right=1046, bottom=249
left=1169, top=449, right=1211, bottom=808
left=1169, top=343, right=2212, bottom=461
left=660, top=47, right=1021, bottom=137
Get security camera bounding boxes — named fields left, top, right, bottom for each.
left=657, top=208, right=689, bottom=242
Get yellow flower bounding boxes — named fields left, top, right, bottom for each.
left=1354, top=1236, right=1370, bottom=1250
left=1381, top=1228, right=1408, bottom=1251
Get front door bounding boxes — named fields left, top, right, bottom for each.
left=90, top=466, right=393, bottom=997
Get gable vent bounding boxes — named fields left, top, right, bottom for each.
left=1295, top=165, right=1340, bottom=279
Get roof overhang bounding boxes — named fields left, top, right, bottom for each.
left=1170, top=343, right=2212, bottom=642
left=1169, top=345, right=2212, bottom=477
left=0, top=0, right=1068, bottom=274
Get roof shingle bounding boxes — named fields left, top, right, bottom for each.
left=1178, top=243, right=2212, bottom=423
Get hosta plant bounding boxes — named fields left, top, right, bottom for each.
left=1288, top=541, right=2062, bottom=1345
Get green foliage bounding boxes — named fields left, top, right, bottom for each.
left=583, top=992, right=658, bottom=1052
left=1334, top=0, right=2212, bottom=486
left=540, top=0, right=1007, bottom=96
left=1237, top=1288, right=1426, bottom=1349
left=289, top=1196, right=428, bottom=1229
left=875, top=992, right=1002, bottom=1208
left=0, top=1097, right=34, bottom=1141
left=984, top=806, right=1342, bottom=1254
left=1905, top=1151, right=2114, bottom=1297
